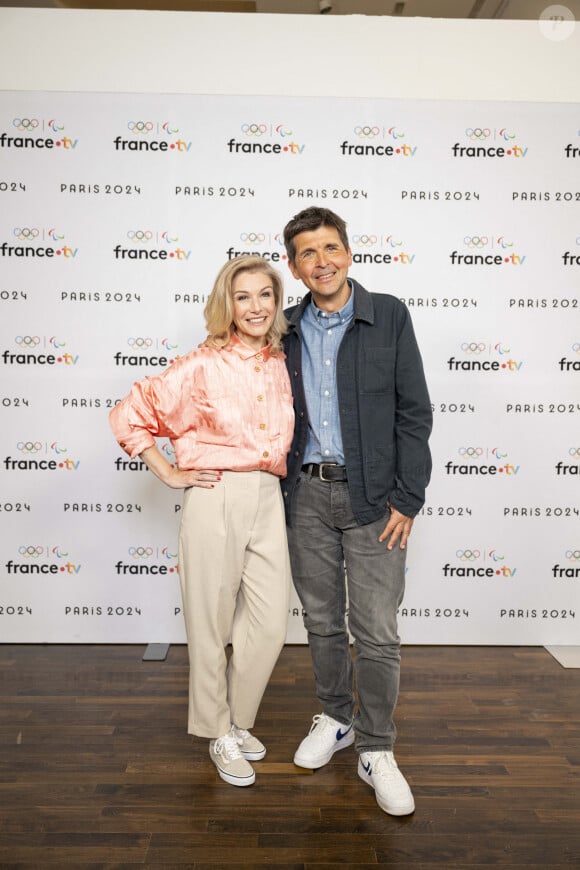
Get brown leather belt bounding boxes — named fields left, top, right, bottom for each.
left=301, top=463, right=348, bottom=482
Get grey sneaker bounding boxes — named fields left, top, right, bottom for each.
left=231, top=724, right=266, bottom=761
left=209, top=731, right=255, bottom=786
left=294, top=712, right=354, bottom=769
left=358, top=750, right=415, bottom=816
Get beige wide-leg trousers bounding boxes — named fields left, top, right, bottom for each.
left=178, top=470, right=291, bottom=738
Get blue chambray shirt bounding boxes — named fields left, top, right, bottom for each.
left=301, top=281, right=354, bottom=465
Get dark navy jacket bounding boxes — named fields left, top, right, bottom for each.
left=282, top=279, right=432, bottom=526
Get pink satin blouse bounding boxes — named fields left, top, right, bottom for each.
left=109, top=334, right=295, bottom=477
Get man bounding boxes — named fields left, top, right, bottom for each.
left=281, top=207, right=432, bottom=816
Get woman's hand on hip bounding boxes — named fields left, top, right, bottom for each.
left=165, top=468, right=222, bottom=489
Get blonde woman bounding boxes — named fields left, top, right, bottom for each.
left=110, top=256, right=294, bottom=787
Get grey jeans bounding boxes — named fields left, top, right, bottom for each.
left=287, top=472, right=407, bottom=752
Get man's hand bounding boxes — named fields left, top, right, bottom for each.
left=378, top=505, right=414, bottom=550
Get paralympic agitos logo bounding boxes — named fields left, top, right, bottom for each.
left=113, top=120, right=192, bottom=153
left=0, top=117, right=79, bottom=150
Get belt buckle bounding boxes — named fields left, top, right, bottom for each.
left=318, top=462, right=337, bottom=481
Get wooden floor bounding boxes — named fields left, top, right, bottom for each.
left=0, top=644, right=579, bottom=868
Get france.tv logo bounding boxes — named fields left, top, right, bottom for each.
left=3, top=440, right=80, bottom=472
left=445, top=446, right=520, bottom=477
left=0, top=117, right=79, bottom=150
left=452, top=127, right=528, bottom=158
left=2, top=335, right=79, bottom=366
left=114, top=545, right=178, bottom=575
left=341, top=124, right=417, bottom=157
left=447, top=341, right=523, bottom=373
left=552, top=548, right=580, bottom=578
left=449, top=236, right=526, bottom=266
left=227, top=122, right=305, bottom=156
left=5, top=544, right=81, bottom=575
left=114, top=120, right=192, bottom=152
left=0, top=227, right=78, bottom=259
left=113, top=230, right=191, bottom=261
left=442, top=547, right=517, bottom=578
left=351, top=232, right=416, bottom=265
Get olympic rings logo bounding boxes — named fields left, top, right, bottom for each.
left=354, top=126, right=380, bottom=138
left=128, top=337, right=153, bottom=348
left=460, top=342, right=486, bottom=354
left=127, top=230, right=153, bottom=242
left=456, top=549, right=480, bottom=561
left=17, top=442, right=42, bottom=454
left=463, top=236, right=488, bottom=248
left=128, top=547, right=153, bottom=558
left=568, top=447, right=580, bottom=457
left=465, top=127, right=490, bottom=140
left=128, top=121, right=154, bottom=134
left=14, top=227, right=39, bottom=240
left=240, top=233, right=265, bottom=243
left=458, top=447, right=483, bottom=457
left=16, top=335, right=40, bottom=347
left=13, top=118, right=39, bottom=131
left=352, top=235, right=377, bottom=246
left=241, top=123, right=267, bottom=136
left=18, top=545, right=43, bottom=557
left=565, top=549, right=580, bottom=561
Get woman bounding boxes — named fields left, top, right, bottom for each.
left=110, top=255, right=294, bottom=787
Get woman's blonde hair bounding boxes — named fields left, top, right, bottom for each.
left=204, top=255, right=288, bottom=353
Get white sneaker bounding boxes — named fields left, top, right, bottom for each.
left=209, top=731, right=255, bottom=787
left=358, top=750, right=415, bottom=816
left=231, top=724, right=266, bottom=761
left=294, top=713, right=354, bottom=769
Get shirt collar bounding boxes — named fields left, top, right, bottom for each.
left=228, top=331, right=272, bottom=361
left=308, top=280, right=354, bottom=328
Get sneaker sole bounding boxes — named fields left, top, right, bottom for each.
left=357, top=759, right=415, bottom=816
left=294, top=728, right=355, bottom=769
left=210, top=757, right=255, bottom=787
left=240, top=748, right=266, bottom=761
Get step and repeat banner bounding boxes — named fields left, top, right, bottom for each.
left=0, top=89, right=579, bottom=644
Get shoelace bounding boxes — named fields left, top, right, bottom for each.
left=231, top=725, right=250, bottom=741
left=369, top=751, right=398, bottom=778
left=214, top=733, right=243, bottom=763
left=309, top=713, right=333, bottom=736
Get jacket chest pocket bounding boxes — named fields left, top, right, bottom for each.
left=360, top=347, right=395, bottom=394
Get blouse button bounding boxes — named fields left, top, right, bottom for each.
left=257, top=394, right=264, bottom=402
left=262, top=451, right=270, bottom=458
left=259, top=423, right=266, bottom=430
left=256, top=352, right=264, bottom=362
left=254, top=365, right=262, bottom=373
